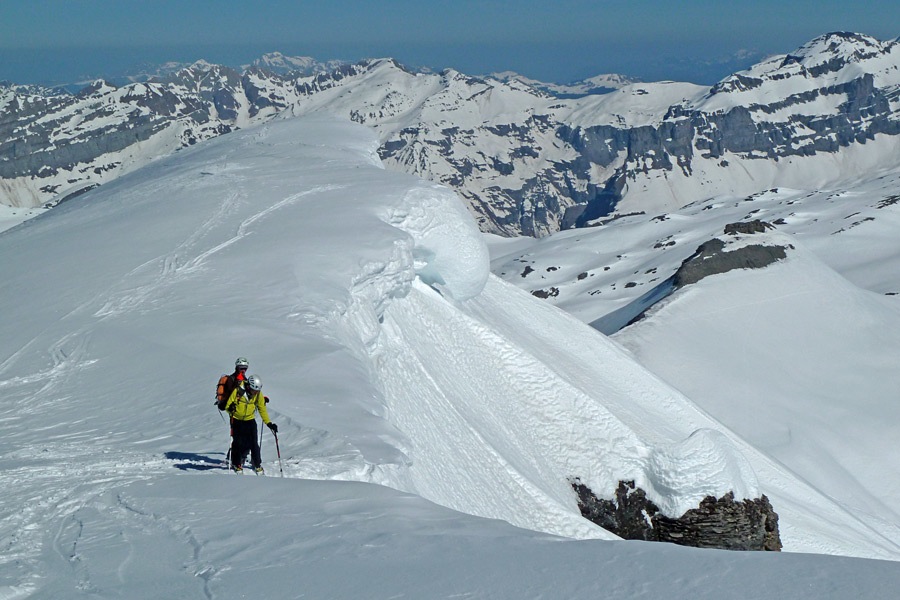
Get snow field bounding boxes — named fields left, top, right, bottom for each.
left=615, top=243, right=900, bottom=535
left=3, top=116, right=900, bottom=598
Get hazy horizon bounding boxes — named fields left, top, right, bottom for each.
left=2, top=1, right=898, bottom=88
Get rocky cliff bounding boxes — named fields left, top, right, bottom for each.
left=2, top=33, right=899, bottom=236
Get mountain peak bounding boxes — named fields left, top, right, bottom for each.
left=364, top=57, right=411, bottom=71
left=188, top=59, right=216, bottom=71
left=249, top=52, right=323, bottom=74
left=704, top=31, right=897, bottom=100
left=797, top=31, right=885, bottom=55
left=76, top=79, right=118, bottom=97
left=782, top=31, right=888, bottom=69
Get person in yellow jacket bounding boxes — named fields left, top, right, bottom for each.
left=224, top=374, right=277, bottom=473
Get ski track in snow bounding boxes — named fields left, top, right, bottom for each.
left=93, top=184, right=344, bottom=319
left=4, top=117, right=900, bottom=597
left=180, top=183, right=346, bottom=275
left=0, top=444, right=214, bottom=599
left=1, top=408, right=283, bottom=599
left=92, top=189, right=248, bottom=319
left=0, top=172, right=356, bottom=597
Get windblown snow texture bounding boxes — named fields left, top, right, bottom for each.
left=1, top=118, right=899, bottom=599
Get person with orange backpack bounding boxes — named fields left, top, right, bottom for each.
left=216, top=357, right=249, bottom=411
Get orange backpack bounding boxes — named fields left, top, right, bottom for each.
left=216, top=374, right=236, bottom=410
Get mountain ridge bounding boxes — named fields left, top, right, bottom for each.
left=2, top=31, right=899, bottom=237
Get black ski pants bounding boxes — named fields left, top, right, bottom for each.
left=231, top=418, right=261, bottom=469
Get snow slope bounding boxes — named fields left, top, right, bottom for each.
left=492, top=178, right=900, bottom=325
left=492, top=176, right=900, bottom=559
left=614, top=235, right=900, bottom=537
left=2, top=117, right=899, bottom=598
left=10, top=476, right=900, bottom=599
left=0, top=204, right=45, bottom=234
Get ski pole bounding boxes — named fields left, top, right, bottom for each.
left=216, top=403, right=232, bottom=469
left=226, top=416, right=234, bottom=470
left=272, top=430, right=284, bottom=478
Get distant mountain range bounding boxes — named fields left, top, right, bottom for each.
left=2, top=33, right=899, bottom=237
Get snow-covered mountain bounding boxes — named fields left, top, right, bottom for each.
left=113, top=60, right=195, bottom=85
left=489, top=70, right=638, bottom=96
left=492, top=178, right=900, bottom=324
left=244, top=52, right=348, bottom=75
left=2, top=117, right=899, bottom=597
left=3, top=32, right=899, bottom=237
left=491, top=174, right=900, bottom=541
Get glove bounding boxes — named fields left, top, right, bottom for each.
left=267, top=422, right=278, bottom=434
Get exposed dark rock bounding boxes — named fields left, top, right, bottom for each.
left=673, top=238, right=788, bottom=288
left=724, top=220, right=775, bottom=235
left=877, top=195, right=900, bottom=209
left=532, top=287, right=559, bottom=299
left=592, top=225, right=792, bottom=335
left=42, top=184, right=99, bottom=208
left=571, top=479, right=782, bottom=551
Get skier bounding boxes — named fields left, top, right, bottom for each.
left=216, top=357, right=249, bottom=411
left=224, top=374, right=278, bottom=473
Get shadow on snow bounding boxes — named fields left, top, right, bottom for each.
left=164, top=451, right=226, bottom=471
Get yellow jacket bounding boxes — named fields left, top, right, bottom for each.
left=225, top=384, right=271, bottom=423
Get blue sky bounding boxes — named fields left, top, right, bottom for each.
left=2, top=1, right=898, bottom=86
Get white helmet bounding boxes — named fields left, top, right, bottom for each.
left=235, top=357, right=249, bottom=369
left=247, top=375, right=262, bottom=391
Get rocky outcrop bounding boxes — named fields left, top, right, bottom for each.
left=672, top=222, right=789, bottom=288
left=589, top=220, right=791, bottom=334
left=672, top=239, right=788, bottom=288
left=571, top=479, right=782, bottom=551
left=724, top=219, right=775, bottom=235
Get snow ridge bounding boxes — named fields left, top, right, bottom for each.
left=2, top=118, right=899, bottom=583
left=4, top=117, right=900, bottom=599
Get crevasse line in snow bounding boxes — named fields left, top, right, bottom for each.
left=381, top=183, right=490, bottom=302
left=345, top=236, right=417, bottom=354
left=340, top=180, right=489, bottom=352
